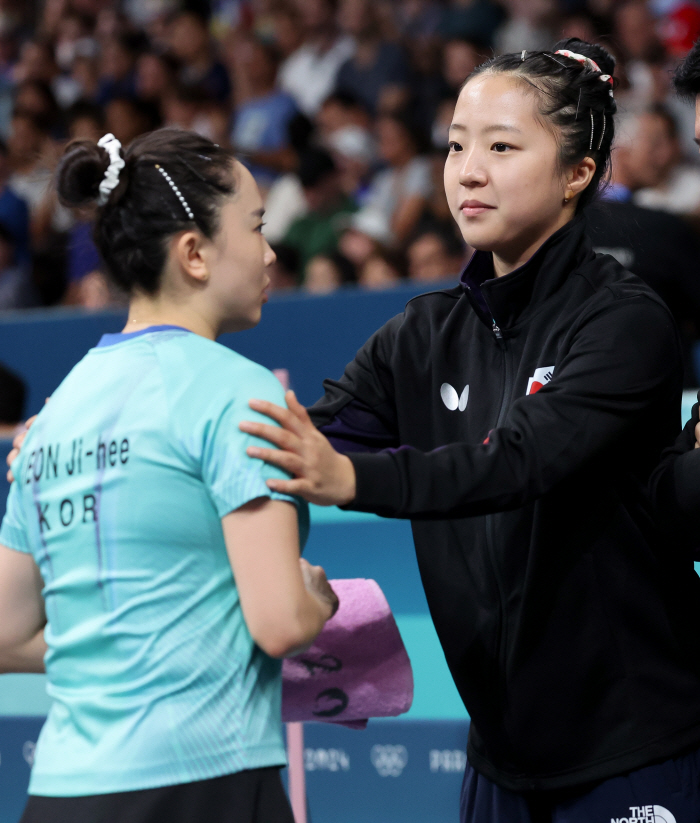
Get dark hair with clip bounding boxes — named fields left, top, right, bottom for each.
left=55, top=128, right=238, bottom=295
left=465, top=38, right=617, bottom=210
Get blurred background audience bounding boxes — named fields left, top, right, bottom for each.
left=2, top=0, right=700, bottom=379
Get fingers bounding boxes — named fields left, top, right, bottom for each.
left=247, top=445, right=304, bottom=475
left=240, top=420, right=300, bottom=451
left=285, top=390, right=312, bottom=424
left=247, top=399, right=304, bottom=435
left=265, top=477, right=310, bottom=497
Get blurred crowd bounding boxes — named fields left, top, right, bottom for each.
left=0, top=0, right=699, bottom=311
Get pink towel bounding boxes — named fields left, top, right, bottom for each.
left=282, top=579, right=414, bottom=728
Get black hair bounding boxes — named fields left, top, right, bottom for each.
left=673, top=38, right=700, bottom=100
left=298, top=148, right=336, bottom=188
left=0, top=363, right=25, bottom=424
left=66, top=100, right=106, bottom=131
left=55, top=128, right=238, bottom=295
left=466, top=38, right=617, bottom=210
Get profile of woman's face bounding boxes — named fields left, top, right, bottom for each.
left=203, top=162, right=276, bottom=333
left=444, top=74, right=571, bottom=260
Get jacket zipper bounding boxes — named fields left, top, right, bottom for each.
left=487, top=317, right=511, bottom=706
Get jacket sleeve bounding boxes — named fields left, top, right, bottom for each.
left=648, top=392, right=700, bottom=552
left=342, top=295, right=682, bottom=519
left=308, top=313, right=402, bottom=453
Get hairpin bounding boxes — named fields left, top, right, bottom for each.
left=589, top=110, right=595, bottom=151
left=155, top=164, right=194, bottom=221
left=597, top=113, right=606, bottom=151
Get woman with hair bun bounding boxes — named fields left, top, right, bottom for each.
left=0, top=128, right=338, bottom=823
left=244, top=39, right=700, bottom=822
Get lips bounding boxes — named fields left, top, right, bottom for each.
left=460, top=200, right=495, bottom=216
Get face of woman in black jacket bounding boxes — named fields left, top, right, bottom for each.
left=444, top=38, right=618, bottom=279
left=444, top=72, right=595, bottom=278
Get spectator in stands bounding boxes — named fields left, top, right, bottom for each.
left=0, top=223, right=36, bottom=310
left=96, top=32, right=141, bottom=106
left=104, top=96, right=160, bottom=147
left=268, top=243, right=301, bottom=291
left=407, top=226, right=465, bottom=283
left=634, top=105, right=700, bottom=217
left=135, top=50, right=177, bottom=112
left=304, top=250, right=355, bottom=292
left=227, top=36, right=299, bottom=189
left=441, top=36, right=487, bottom=96
left=604, top=107, right=675, bottom=202
left=278, top=0, right=355, bottom=118
left=0, top=362, right=25, bottom=438
left=66, top=100, right=104, bottom=142
left=0, top=138, right=29, bottom=267
left=283, top=148, right=356, bottom=276
left=352, top=112, right=432, bottom=245
left=335, top=0, right=411, bottom=115
left=14, top=80, right=62, bottom=137
left=357, top=247, right=405, bottom=289
left=167, top=10, right=231, bottom=104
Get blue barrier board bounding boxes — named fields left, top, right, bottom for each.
left=0, top=717, right=469, bottom=823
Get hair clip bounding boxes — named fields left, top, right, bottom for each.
left=155, top=164, right=194, bottom=221
left=521, top=50, right=527, bottom=62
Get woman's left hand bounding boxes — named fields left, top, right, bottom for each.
left=240, top=391, right=356, bottom=507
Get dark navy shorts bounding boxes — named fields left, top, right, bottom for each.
left=460, top=747, right=700, bottom=823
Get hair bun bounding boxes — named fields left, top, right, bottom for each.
left=554, top=38, right=616, bottom=78
left=56, top=140, right=111, bottom=207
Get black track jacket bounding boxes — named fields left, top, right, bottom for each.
left=308, top=217, right=700, bottom=792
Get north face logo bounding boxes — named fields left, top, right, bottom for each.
left=610, top=805, right=676, bottom=823
left=440, top=383, right=469, bottom=411
left=526, top=366, right=554, bottom=395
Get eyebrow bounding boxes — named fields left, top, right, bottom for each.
left=449, top=123, right=523, bottom=134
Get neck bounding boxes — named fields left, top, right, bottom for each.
left=491, top=210, right=574, bottom=278
left=124, top=295, right=218, bottom=340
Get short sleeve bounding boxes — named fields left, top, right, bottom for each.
left=200, top=365, right=309, bottom=543
left=0, top=480, right=31, bottom=554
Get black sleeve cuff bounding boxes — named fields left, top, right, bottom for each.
left=343, top=451, right=404, bottom=517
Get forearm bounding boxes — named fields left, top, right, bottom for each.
left=0, top=628, right=47, bottom=674
left=281, top=592, right=331, bottom=658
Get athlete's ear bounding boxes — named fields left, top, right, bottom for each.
left=173, top=230, right=210, bottom=285
left=566, top=156, right=596, bottom=199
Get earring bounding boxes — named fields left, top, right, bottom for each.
left=563, top=191, right=574, bottom=204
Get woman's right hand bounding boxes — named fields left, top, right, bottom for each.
left=299, top=558, right=339, bottom=622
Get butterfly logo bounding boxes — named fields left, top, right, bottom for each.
left=440, top=383, right=469, bottom=412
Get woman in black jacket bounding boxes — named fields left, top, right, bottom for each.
left=242, top=39, right=700, bottom=823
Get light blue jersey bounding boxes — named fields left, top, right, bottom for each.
left=0, top=326, right=308, bottom=796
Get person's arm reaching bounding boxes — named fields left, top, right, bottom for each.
left=0, top=544, right=47, bottom=673
left=223, top=498, right=338, bottom=658
left=242, top=296, right=681, bottom=519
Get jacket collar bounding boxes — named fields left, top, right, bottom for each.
left=460, top=215, right=594, bottom=331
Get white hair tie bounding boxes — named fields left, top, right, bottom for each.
left=96, top=133, right=125, bottom=206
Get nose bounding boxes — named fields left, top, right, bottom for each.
left=458, top=145, right=488, bottom=188
left=263, top=237, right=276, bottom=267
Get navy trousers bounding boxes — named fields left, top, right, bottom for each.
left=460, top=747, right=700, bottom=823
